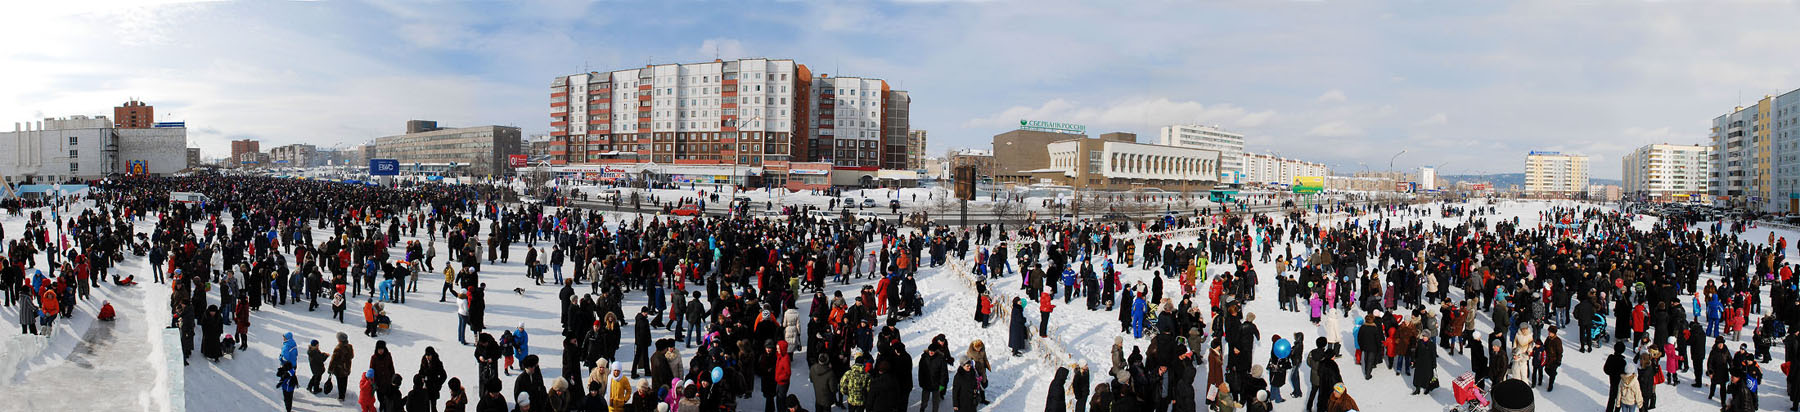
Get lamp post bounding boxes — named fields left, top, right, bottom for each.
left=1389, top=149, right=1407, bottom=171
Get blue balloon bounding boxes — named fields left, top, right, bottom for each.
left=1272, top=338, right=1293, bottom=359
left=711, top=367, right=724, bottom=383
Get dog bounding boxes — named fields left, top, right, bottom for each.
left=513, top=287, right=527, bottom=296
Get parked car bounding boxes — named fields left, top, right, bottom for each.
left=1101, top=212, right=1131, bottom=222
left=807, top=210, right=840, bottom=221
left=861, top=198, right=877, bottom=208
left=855, top=211, right=880, bottom=222
left=671, top=204, right=703, bottom=216
left=889, top=199, right=901, bottom=208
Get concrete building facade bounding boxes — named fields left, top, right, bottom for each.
left=371, top=121, right=522, bottom=176
left=992, top=129, right=1134, bottom=184
left=268, top=144, right=322, bottom=168
left=1021, top=138, right=1219, bottom=191
left=1, top=115, right=187, bottom=182
left=1524, top=151, right=1590, bottom=197
left=1622, top=143, right=1711, bottom=202
left=1240, top=153, right=1329, bottom=188
left=1158, top=124, right=1245, bottom=183
left=907, top=130, right=927, bottom=170
left=1760, top=89, right=1800, bottom=211
left=549, top=59, right=913, bottom=187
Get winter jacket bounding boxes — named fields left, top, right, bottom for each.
left=330, top=342, right=356, bottom=377
left=840, top=365, right=871, bottom=407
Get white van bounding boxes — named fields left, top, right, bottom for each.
left=170, top=192, right=210, bottom=205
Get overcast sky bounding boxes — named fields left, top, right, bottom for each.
left=3, top=1, right=1798, bottom=179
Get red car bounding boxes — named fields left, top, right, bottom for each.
left=671, top=204, right=702, bottom=216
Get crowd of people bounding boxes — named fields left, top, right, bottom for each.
left=7, top=174, right=1800, bottom=412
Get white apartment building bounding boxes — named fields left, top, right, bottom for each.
left=1418, top=166, right=1437, bottom=191
left=812, top=75, right=889, bottom=169
left=1240, top=153, right=1329, bottom=188
left=1622, top=143, right=1711, bottom=202
left=551, top=59, right=913, bottom=184
left=551, top=58, right=805, bottom=166
left=1158, top=124, right=1245, bottom=183
left=1524, top=151, right=1590, bottom=197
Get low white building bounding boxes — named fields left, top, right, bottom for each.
left=0, top=115, right=188, bottom=183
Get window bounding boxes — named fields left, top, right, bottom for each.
left=69, top=136, right=78, bottom=145
left=69, top=149, right=78, bottom=157
left=69, top=163, right=79, bottom=172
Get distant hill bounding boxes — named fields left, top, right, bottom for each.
left=1440, top=173, right=1621, bottom=188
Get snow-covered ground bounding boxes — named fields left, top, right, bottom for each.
left=5, top=197, right=1795, bottom=411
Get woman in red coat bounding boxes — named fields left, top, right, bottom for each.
left=234, top=300, right=251, bottom=350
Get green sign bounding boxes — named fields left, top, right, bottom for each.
left=1019, top=119, right=1086, bottom=134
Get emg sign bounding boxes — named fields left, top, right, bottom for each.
left=369, top=159, right=400, bottom=176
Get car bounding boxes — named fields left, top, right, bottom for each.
left=855, top=211, right=880, bottom=221
left=732, top=195, right=753, bottom=203
left=752, top=210, right=786, bottom=221
left=1101, top=212, right=1131, bottom=222
left=671, top=204, right=702, bottom=216
left=861, top=198, right=877, bottom=208
left=807, top=210, right=840, bottom=221
left=1058, top=213, right=1076, bottom=222
left=889, top=199, right=901, bottom=208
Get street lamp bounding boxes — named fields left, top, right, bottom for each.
left=1389, top=149, right=1407, bottom=171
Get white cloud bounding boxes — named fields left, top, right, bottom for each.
left=1306, top=121, right=1363, bottom=137
left=697, top=39, right=747, bottom=61
left=1315, top=89, right=1347, bottom=103
left=1415, top=113, right=1448, bottom=126
left=964, top=98, right=1276, bottom=131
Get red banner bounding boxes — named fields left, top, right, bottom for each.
left=509, top=155, right=527, bottom=167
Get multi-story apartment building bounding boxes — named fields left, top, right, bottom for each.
left=1750, top=88, right=1800, bottom=212
left=230, top=139, right=260, bottom=167
left=1622, top=143, right=1711, bottom=202
left=549, top=59, right=808, bottom=167
left=1524, top=151, right=1590, bottom=197
left=268, top=144, right=320, bottom=168
left=907, top=130, right=928, bottom=170
left=1158, top=124, right=1246, bottom=184
left=1240, top=153, right=1329, bottom=188
left=549, top=59, right=911, bottom=187
left=114, top=99, right=154, bottom=129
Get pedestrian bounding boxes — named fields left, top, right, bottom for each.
left=330, top=332, right=355, bottom=401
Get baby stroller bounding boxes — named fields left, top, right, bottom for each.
left=1589, top=313, right=1610, bottom=344
left=1448, top=372, right=1489, bottom=412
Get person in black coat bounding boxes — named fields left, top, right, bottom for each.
left=633, top=308, right=652, bottom=376
left=919, top=337, right=952, bottom=412
left=1072, top=365, right=1091, bottom=412
left=952, top=361, right=979, bottom=412
left=1009, top=298, right=1029, bottom=356
left=1411, top=333, right=1437, bottom=394
left=1046, top=367, right=1069, bottom=412
left=513, top=355, right=547, bottom=410
left=1787, top=330, right=1800, bottom=410
left=1356, top=315, right=1382, bottom=380
left=1708, top=340, right=1730, bottom=400
left=200, top=304, right=223, bottom=360
left=1604, top=342, right=1627, bottom=412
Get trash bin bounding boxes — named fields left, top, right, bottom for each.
left=1491, top=378, right=1534, bottom=412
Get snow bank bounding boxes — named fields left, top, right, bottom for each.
left=4, top=280, right=122, bottom=383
